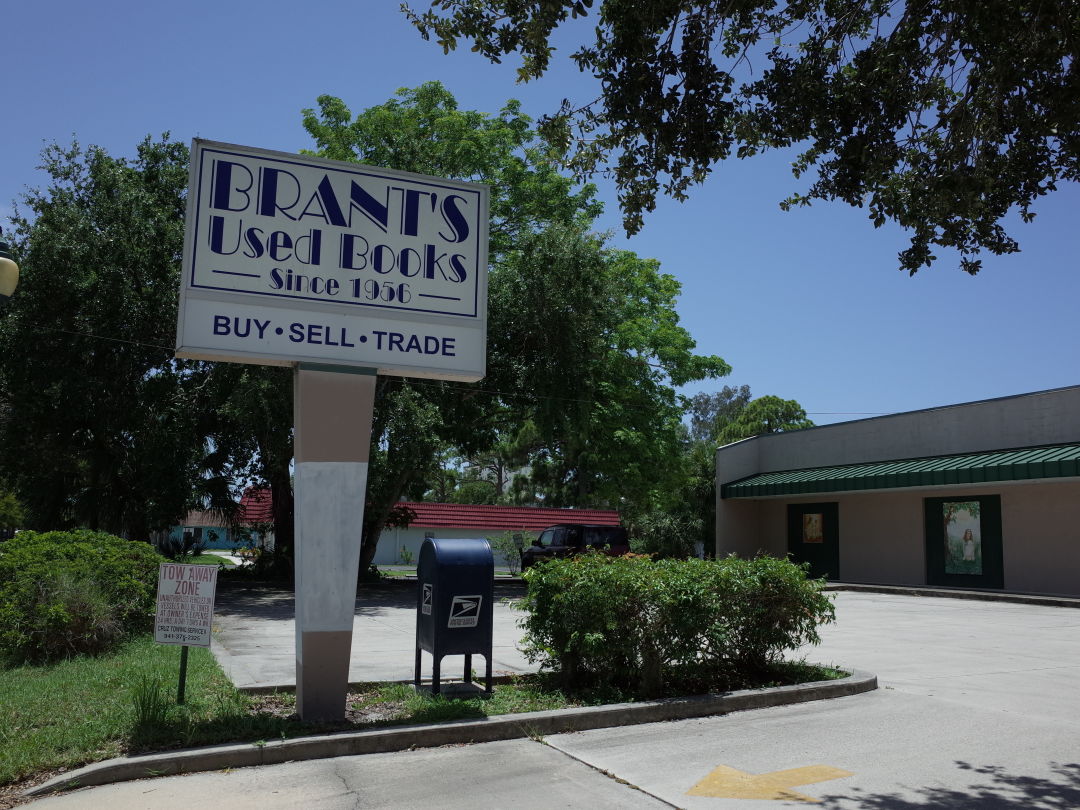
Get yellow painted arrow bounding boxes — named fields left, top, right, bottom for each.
left=687, top=764, right=854, bottom=802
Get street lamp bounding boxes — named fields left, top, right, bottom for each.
left=0, top=228, right=18, bottom=298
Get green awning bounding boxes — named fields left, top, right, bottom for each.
left=721, top=443, right=1080, bottom=499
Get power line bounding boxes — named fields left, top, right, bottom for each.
left=32, top=326, right=888, bottom=417
left=42, top=326, right=174, bottom=353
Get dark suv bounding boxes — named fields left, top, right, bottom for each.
left=520, top=524, right=629, bottom=570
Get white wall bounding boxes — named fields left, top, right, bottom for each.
left=374, top=526, right=522, bottom=568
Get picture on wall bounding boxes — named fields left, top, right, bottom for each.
left=802, top=513, right=824, bottom=544
left=925, top=494, right=1001, bottom=589
left=942, top=500, right=982, bottom=575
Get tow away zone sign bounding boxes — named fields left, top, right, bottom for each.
left=154, top=563, right=219, bottom=648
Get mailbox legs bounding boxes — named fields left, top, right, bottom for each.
left=294, top=365, right=375, bottom=721
left=415, top=650, right=494, bottom=696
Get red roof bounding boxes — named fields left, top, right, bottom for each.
left=239, top=487, right=274, bottom=524
left=396, top=502, right=621, bottom=532
left=217, top=489, right=620, bottom=532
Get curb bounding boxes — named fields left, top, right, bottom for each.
left=826, top=583, right=1080, bottom=609
left=25, top=668, right=876, bottom=798
left=238, top=673, right=522, bottom=696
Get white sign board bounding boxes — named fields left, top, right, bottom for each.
left=154, top=563, right=219, bottom=647
left=176, top=140, right=489, bottom=381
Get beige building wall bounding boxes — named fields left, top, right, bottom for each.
left=745, top=480, right=1080, bottom=596
left=715, top=386, right=1080, bottom=595
left=756, top=492, right=926, bottom=585
left=1000, top=480, right=1080, bottom=595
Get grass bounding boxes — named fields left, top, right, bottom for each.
left=0, top=636, right=250, bottom=787
left=0, top=636, right=847, bottom=796
left=185, top=554, right=236, bottom=567
left=0, top=640, right=583, bottom=793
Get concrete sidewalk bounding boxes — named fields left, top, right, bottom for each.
left=211, top=577, right=1080, bottom=692
left=210, top=579, right=535, bottom=689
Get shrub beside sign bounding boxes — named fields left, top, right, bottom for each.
left=175, top=139, right=489, bottom=382
left=154, top=563, right=219, bottom=648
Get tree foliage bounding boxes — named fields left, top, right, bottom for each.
left=300, top=83, right=608, bottom=566
left=627, top=386, right=812, bottom=556
left=487, top=222, right=731, bottom=507
left=0, top=138, right=233, bottom=537
left=302, top=83, right=729, bottom=566
left=716, top=395, right=815, bottom=445
left=686, top=384, right=752, bottom=443
left=406, top=0, right=1080, bottom=274
left=0, top=490, right=24, bottom=531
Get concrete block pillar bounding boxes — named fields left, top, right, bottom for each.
left=293, top=364, right=375, bottom=721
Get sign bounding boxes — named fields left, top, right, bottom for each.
left=448, top=594, right=481, bottom=628
left=176, top=140, right=489, bottom=381
left=154, top=563, right=219, bottom=647
left=422, top=583, right=432, bottom=615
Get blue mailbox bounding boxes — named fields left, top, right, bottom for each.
left=414, top=537, right=494, bottom=695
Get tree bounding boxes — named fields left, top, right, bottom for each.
left=205, top=364, right=296, bottom=566
left=686, top=385, right=752, bottom=443
left=0, top=137, right=232, bottom=537
left=716, top=395, right=815, bottom=445
left=627, top=386, right=814, bottom=557
left=300, top=84, right=730, bottom=567
left=488, top=222, right=731, bottom=508
left=406, top=0, right=1080, bottom=274
left=0, top=490, right=24, bottom=531
left=300, top=83, right=607, bottom=569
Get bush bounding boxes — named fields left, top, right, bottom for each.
left=157, top=531, right=207, bottom=562
left=486, top=530, right=531, bottom=575
left=626, top=510, right=703, bottom=558
left=0, top=530, right=164, bottom=662
left=519, top=554, right=835, bottom=697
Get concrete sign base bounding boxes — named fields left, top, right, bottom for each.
left=293, top=364, right=375, bottom=721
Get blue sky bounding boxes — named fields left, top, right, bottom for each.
left=5, top=1, right=1078, bottom=425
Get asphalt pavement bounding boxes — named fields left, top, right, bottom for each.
left=26, top=589, right=1080, bottom=808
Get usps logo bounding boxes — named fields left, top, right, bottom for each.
left=422, top=583, right=432, bottom=615
left=448, top=595, right=482, bottom=628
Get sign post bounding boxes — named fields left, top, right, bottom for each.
left=176, top=140, right=489, bottom=720
left=154, top=562, right=220, bottom=704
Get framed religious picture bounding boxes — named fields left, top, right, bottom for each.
left=924, top=495, right=1003, bottom=588
left=802, top=513, right=825, bottom=544
left=788, top=503, right=839, bottom=580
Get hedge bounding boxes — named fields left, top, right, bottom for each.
left=0, top=530, right=164, bottom=662
left=519, top=554, right=836, bottom=697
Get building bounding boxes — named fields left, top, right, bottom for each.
left=375, top=502, right=621, bottom=566
left=715, top=386, right=1080, bottom=596
left=168, top=487, right=275, bottom=552
left=170, top=495, right=621, bottom=566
